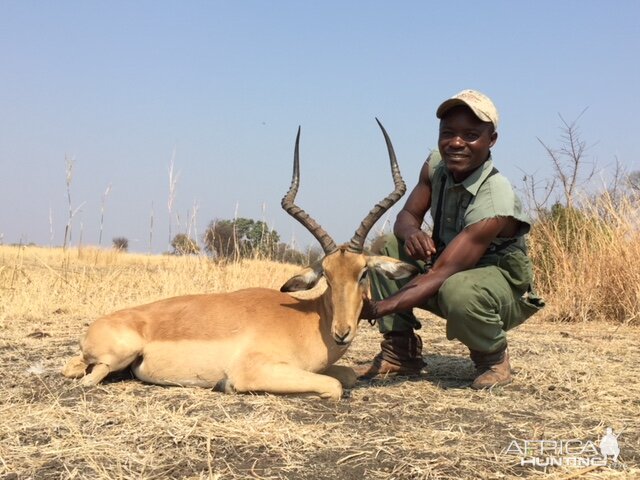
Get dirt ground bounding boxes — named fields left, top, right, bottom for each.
left=1, top=309, right=638, bottom=480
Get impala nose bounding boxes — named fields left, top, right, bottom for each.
left=334, top=328, right=351, bottom=345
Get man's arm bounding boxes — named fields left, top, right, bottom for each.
left=394, top=159, right=437, bottom=262
left=370, top=216, right=515, bottom=317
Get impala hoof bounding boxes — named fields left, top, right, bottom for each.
left=320, top=380, right=343, bottom=402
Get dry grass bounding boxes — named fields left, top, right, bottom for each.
left=528, top=194, right=640, bottom=324
left=1, top=245, right=639, bottom=479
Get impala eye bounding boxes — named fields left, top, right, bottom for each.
left=359, top=270, right=369, bottom=282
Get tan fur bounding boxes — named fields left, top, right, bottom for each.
left=61, top=355, right=88, bottom=378
left=63, top=250, right=416, bottom=400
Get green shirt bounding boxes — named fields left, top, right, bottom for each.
left=427, top=150, right=531, bottom=261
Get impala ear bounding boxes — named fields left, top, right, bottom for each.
left=280, top=262, right=324, bottom=292
left=366, top=255, right=418, bottom=280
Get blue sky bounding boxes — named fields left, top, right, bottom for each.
left=1, top=1, right=638, bottom=253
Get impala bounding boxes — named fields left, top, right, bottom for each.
left=62, top=120, right=417, bottom=400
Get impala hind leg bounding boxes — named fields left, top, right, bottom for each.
left=322, top=365, right=358, bottom=389
left=67, top=320, right=144, bottom=386
left=79, top=363, right=114, bottom=386
left=62, top=354, right=89, bottom=378
left=232, top=363, right=344, bottom=401
left=61, top=354, right=111, bottom=386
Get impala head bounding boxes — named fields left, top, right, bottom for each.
left=280, top=119, right=418, bottom=345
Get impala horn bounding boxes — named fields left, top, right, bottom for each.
left=281, top=127, right=338, bottom=255
left=347, top=118, right=406, bottom=253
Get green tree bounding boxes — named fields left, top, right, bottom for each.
left=171, top=233, right=200, bottom=255
left=203, top=218, right=280, bottom=259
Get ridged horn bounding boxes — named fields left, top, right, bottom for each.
left=281, top=127, right=338, bottom=254
left=347, top=118, right=406, bottom=253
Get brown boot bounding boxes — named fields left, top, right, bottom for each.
left=356, top=331, right=426, bottom=379
left=469, top=346, right=512, bottom=389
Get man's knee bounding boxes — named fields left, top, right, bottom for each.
left=438, top=271, right=492, bottom=319
left=438, top=271, right=506, bottom=351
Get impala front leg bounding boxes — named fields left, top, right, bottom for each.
left=322, top=365, right=357, bottom=389
left=231, top=363, right=344, bottom=401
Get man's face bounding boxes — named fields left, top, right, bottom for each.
left=438, top=105, right=498, bottom=182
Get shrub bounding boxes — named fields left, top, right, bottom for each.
left=112, top=237, right=129, bottom=252
left=171, top=234, right=200, bottom=255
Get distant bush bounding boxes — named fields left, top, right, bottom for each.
left=203, top=218, right=280, bottom=260
left=171, top=234, right=200, bottom=255
left=112, top=237, right=129, bottom=252
left=273, top=243, right=323, bottom=266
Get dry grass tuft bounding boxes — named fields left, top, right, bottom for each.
left=1, top=246, right=638, bottom=479
left=529, top=193, right=640, bottom=324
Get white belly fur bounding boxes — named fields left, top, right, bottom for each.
left=132, top=339, right=242, bottom=388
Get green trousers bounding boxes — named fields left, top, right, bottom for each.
left=370, top=235, right=544, bottom=353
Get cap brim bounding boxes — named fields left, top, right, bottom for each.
left=436, top=99, right=466, bottom=119
left=436, top=98, right=492, bottom=124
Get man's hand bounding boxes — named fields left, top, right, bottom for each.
left=359, top=295, right=379, bottom=320
left=404, top=229, right=437, bottom=263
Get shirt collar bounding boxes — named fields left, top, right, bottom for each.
left=446, top=155, right=495, bottom=196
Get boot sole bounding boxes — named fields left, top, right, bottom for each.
left=354, top=367, right=425, bottom=380
left=470, top=377, right=513, bottom=390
